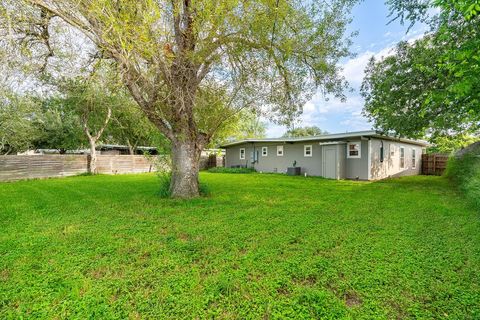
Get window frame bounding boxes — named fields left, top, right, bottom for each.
left=347, top=141, right=361, bottom=159
left=304, top=145, right=312, bottom=157
left=400, top=146, right=405, bottom=169
left=390, top=144, right=395, bottom=157
left=262, top=146, right=268, bottom=157
left=277, top=145, right=284, bottom=157
left=239, top=148, right=245, bottom=160
left=411, top=148, right=416, bottom=169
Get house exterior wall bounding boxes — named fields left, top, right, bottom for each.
left=224, top=144, right=253, bottom=169
left=337, top=144, right=346, bottom=179
left=224, top=137, right=424, bottom=180
left=225, top=141, right=353, bottom=178
left=369, top=138, right=423, bottom=179
left=225, top=142, right=324, bottom=176
left=345, top=140, right=369, bottom=180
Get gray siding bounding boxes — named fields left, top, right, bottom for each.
left=225, top=142, right=324, bottom=176
left=224, top=137, right=424, bottom=180
left=338, top=144, right=346, bottom=179
left=225, top=144, right=253, bottom=168
left=345, top=140, right=369, bottom=180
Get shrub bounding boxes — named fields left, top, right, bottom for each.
left=446, top=146, right=480, bottom=209
left=157, top=171, right=172, bottom=198
left=207, top=167, right=256, bottom=174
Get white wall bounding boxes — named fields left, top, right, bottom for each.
left=370, top=139, right=423, bottom=180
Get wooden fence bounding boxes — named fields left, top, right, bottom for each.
left=0, top=154, right=224, bottom=182
left=0, top=155, right=155, bottom=182
left=422, top=153, right=449, bottom=176
left=200, top=154, right=224, bottom=170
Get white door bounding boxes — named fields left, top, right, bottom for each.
left=323, top=147, right=337, bottom=179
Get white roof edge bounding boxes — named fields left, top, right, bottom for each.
left=318, top=141, right=347, bottom=145
left=219, top=130, right=428, bottom=148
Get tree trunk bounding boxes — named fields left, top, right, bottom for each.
left=88, top=139, right=97, bottom=174
left=126, top=139, right=134, bottom=155
left=170, top=139, right=202, bottom=198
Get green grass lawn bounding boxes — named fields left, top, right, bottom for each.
left=1, top=173, right=479, bottom=319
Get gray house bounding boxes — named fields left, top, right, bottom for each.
left=221, top=130, right=428, bottom=180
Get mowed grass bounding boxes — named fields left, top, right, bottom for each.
left=1, top=173, right=479, bottom=319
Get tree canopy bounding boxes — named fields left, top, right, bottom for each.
left=361, top=0, right=480, bottom=142
left=32, top=96, right=85, bottom=153
left=0, top=90, right=39, bottom=154
left=211, top=110, right=267, bottom=147
left=283, top=125, right=328, bottom=137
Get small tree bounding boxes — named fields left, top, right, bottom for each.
left=58, top=67, right=123, bottom=173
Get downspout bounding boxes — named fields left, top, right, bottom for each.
left=367, top=138, right=372, bottom=180
left=252, top=142, right=256, bottom=170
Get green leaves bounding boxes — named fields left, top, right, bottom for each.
left=364, top=1, right=480, bottom=143
left=0, top=90, right=40, bottom=154
left=282, top=126, right=328, bottom=138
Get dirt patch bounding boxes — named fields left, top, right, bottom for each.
left=178, top=232, right=190, bottom=242
left=1, top=269, right=10, bottom=281
left=276, top=285, right=290, bottom=296
left=90, top=267, right=108, bottom=279
left=344, top=291, right=362, bottom=307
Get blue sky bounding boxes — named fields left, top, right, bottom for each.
left=265, top=0, right=428, bottom=137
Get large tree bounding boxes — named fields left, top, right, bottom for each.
left=361, top=0, right=480, bottom=141
left=3, top=0, right=358, bottom=197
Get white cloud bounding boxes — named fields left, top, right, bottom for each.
left=266, top=123, right=286, bottom=137
left=302, top=101, right=316, bottom=113
left=340, top=114, right=372, bottom=131
left=342, top=51, right=375, bottom=86
left=263, top=25, right=428, bottom=137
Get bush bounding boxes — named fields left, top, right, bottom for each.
left=207, top=167, right=256, bottom=174
left=158, top=171, right=172, bottom=198
left=446, top=147, right=480, bottom=209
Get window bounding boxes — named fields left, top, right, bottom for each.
left=400, top=146, right=405, bottom=169
left=239, top=148, right=245, bottom=160
left=277, top=145, right=284, bottom=156
left=262, top=147, right=268, bottom=157
left=412, top=149, right=416, bottom=169
left=390, top=144, right=395, bottom=157
left=347, top=142, right=361, bottom=159
left=304, top=145, right=312, bottom=157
